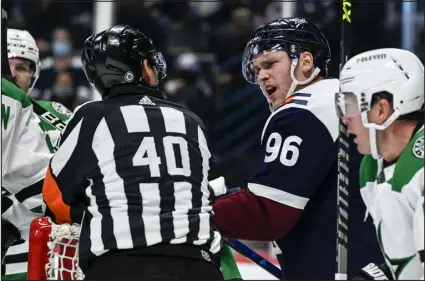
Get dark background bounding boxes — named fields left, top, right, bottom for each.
left=2, top=0, right=423, bottom=264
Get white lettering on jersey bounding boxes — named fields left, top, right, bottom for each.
left=264, top=133, right=303, bottom=166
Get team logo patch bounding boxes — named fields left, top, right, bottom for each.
left=52, top=102, right=72, bottom=118
left=412, top=136, right=424, bottom=158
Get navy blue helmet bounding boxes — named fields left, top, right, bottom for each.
left=242, top=17, right=331, bottom=84
left=81, top=24, right=167, bottom=97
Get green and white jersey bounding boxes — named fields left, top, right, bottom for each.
left=35, top=100, right=72, bottom=146
left=1, top=79, right=54, bottom=278
left=360, top=125, right=424, bottom=280
left=1, top=78, right=52, bottom=237
left=1, top=89, right=72, bottom=278
left=1, top=79, right=53, bottom=191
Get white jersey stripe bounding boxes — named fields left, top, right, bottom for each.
left=160, top=107, right=186, bottom=134
left=139, top=183, right=161, bottom=246
left=170, top=181, right=192, bottom=244
left=51, top=118, right=83, bottom=177
left=86, top=184, right=106, bottom=256
left=120, top=105, right=150, bottom=133
left=92, top=118, right=133, bottom=249
left=195, top=125, right=221, bottom=254
left=248, top=182, right=309, bottom=210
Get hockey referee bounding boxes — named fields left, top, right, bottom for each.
left=42, top=25, right=226, bottom=279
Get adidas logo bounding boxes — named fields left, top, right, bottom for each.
left=139, top=96, right=156, bottom=106
left=201, top=250, right=211, bottom=262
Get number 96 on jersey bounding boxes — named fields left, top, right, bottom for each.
left=264, top=133, right=303, bottom=167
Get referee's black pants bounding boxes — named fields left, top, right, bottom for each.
left=83, top=244, right=223, bottom=280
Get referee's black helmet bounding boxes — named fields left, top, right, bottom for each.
left=81, top=24, right=167, bottom=97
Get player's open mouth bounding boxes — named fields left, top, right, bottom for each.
left=265, top=86, right=277, bottom=96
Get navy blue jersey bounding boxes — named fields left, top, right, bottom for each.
left=213, top=79, right=383, bottom=279
left=248, top=79, right=339, bottom=279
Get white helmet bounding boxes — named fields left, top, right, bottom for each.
left=337, top=48, right=424, bottom=159
left=7, top=28, right=41, bottom=93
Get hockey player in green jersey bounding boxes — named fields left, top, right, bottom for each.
left=7, top=28, right=72, bottom=146
left=1, top=9, right=52, bottom=280
left=2, top=28, right=72, bottom=280
left=336, top=48, right=424, bottom=280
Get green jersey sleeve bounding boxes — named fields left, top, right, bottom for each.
left=220, top=245, right=242, bottom=280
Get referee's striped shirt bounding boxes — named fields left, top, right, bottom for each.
left=42, top=85, right=221, bottom=270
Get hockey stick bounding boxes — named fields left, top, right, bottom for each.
left=223, top=238, right=283, bottom=280
left=31, top=100, right=68, bottom=133
left=335, top=1, right=352, bottom=280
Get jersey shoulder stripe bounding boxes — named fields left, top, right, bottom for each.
left=261, top=79, right=339, bottom=143
left=1, top=78, right=31, bottom=108
left=282, top=93, right=311, bottom=106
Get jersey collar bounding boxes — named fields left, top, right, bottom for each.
left=105, top=84, right=165, bottom=100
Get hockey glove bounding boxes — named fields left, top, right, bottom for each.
left=209, top=177, right=241, bottom=201
left=209, top=177, right=227, bottom=197
left=354, top=262, right=393, bottom=280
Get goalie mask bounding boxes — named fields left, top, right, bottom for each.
left=336, top=48, right=424, bottom=159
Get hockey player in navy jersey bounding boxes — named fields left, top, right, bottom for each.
left=212, top=18, right=383, bottom=279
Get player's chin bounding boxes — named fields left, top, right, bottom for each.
left=16, top=81, right=26, bottom=92
left=270, top=99, right=283, bottom=110
left=356, top=142, right=371, bottom=155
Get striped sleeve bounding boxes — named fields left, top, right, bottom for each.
left=42, top=105, right=96, bottom=224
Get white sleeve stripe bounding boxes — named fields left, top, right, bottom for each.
left=247, top=183, right=309, bottom=210
left=51, top=118, right=84, bottom=177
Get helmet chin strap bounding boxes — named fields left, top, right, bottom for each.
left=362, top=109, right=401, bottom=160
left=361, top=111, right=382, bottom=160
left=288, top=58, right=320, bottom=98
left=262, top=58, right=321, bottom=113
left=368, top=127, right=381, bottom=160
left=28, top=76, right=39, bottom=95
